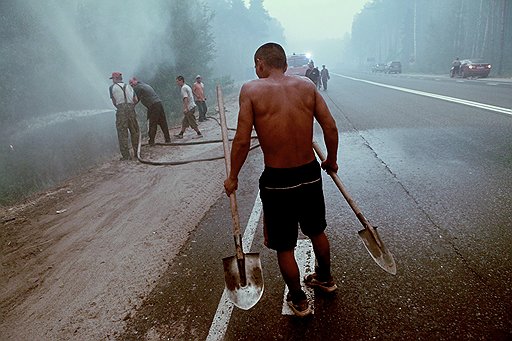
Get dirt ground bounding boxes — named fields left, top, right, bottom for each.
left=0, top=91, right=241, bottom=340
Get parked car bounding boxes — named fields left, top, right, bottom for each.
left=385, top=61, right=402, bottom=74
left=371, top=63, right=386, bottom=73
left=459, top=59, right=491, bottom=78
left=285, top=53, right=310, bottom=76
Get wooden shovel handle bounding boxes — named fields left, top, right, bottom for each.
left=217, top=85, right=244, bottom=260
left=312, top=141, right=382, bottom=247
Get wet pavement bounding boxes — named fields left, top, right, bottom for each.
left=122, top=72, right=512, bottom=340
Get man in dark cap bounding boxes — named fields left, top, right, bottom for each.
left=109, top=72, right=139, bottom=160
left=129, top=77, right=171, bottom=145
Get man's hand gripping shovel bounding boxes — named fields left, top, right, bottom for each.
left=217, top=85, right=264, bottom=310
left=313, top=141, right=397, bottom=275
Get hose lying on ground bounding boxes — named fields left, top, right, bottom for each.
left=135, top=116, right=260, bottom=166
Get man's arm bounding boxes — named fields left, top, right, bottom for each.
left=224, top=84, right=254, bottom=196
left=109, top=86, right=117, bottom=107
left=313, top=91, right=339, bottom=172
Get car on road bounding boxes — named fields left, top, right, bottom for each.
left=385, top=61, right=402, bottom=74
left=459, top=59, right=492, bottom=78
left=285, top=53, right=310, bottom=76
left=371, top=63, right=386, bottom=73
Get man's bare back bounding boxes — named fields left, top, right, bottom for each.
left=225, top=42, right=338, bottom=195
left=239, top=74, right=336, bottom=168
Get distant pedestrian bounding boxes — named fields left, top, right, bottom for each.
left=305, top=61, right=320, bottom=88
left=109, top=72, right=140, bottom=160
left=321, top=65, right=330, bottom=90
left=193, top=75, right=208, bottom=122
left=129, top=77, right=171, bottom=145
left=174, top=76, right=202, bottom=139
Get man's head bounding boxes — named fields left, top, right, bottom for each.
left=195, top=75, right=202, bottom=82
left=129, top=77, right=138, bottom=87
left=176, top=75, right=185, bottom=86
left=110, top=72, right=122, bottom=82
left=254, top=42, right=287, bottom=78
left=322, top=65, right=326, bottom=68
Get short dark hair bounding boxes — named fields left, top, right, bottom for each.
left=176, top=75, right=185, bottom=82
left=254, top=42, right=286, bottom=70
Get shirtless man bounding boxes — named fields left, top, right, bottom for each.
left=193, top=75, right=207, bottom=122
left=224, top=42, right=339, bottom=317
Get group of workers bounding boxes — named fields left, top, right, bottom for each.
left=108, top=73, right=207, bottom=160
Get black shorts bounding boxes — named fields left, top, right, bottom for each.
left=259, top=160, right=327, bottom=251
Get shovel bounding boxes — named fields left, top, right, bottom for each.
left=312, top=141, right=397, bottom=275
left=217, top=85, right=264, bottom=310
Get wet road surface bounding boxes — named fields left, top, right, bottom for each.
left=122, top=73, right=512, bottom=340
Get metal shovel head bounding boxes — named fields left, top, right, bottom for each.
left=358, top=228, right=397, bottom=275
left=222, top=253, right=264, bottom=310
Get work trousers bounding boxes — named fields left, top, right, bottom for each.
left=181, top=107, right=198, bottom=131
left=116, top=104, right=139, bottom=159
left=196, top=100, right=207, bottom=121
left=148, top=102, right=170, bottom=144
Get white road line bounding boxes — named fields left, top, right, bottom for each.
left=334, top=74, right=512, bottom=116
left=206, top=192, right=263, bottom=341
left=281, top=239, right=315, bottom=315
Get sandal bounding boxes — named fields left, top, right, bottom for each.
left=304, top=273, right=338, bottom=293
left=286, top=291, right=311, bottom=317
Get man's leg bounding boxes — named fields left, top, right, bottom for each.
left=127, top=112, right=140, bottom=157
left=278, top=249, right=311, bottom=316
left=115, top=111, right=130, bottom=160
left=186, top=109, right=202, bottom=135
left=310, top=232, right=331, bottom=279
left=277, top=249, right=302, bottom=295
left=153, top=102, right=171, bottom=142
left=176, top=114, right=189, bottom=137
left=147, top=111, right=157, bottom=145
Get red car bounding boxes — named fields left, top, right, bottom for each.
left=460, top=59, right=492, bottom=78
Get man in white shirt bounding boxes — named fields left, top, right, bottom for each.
left=175, top=75, right=202, bottom=138
left=108, top=72, right=140, bottom=160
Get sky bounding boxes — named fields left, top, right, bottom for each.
left=262, top=0, right=370, bottom=41
left=258, top=0, right=370, bottom=67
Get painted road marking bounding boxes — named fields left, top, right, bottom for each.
left=206, top=192, right=263, bottom=341
left=335, top=74, right=512, bottom=116
left=281, top=239, right=315, bottom=315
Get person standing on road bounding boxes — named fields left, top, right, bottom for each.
left=321, top=64, right=330, bottom=90
left=109, top=72, right=140, bottom=160
left=224, top=42, right=339, bottom=317
left=193, top=75, right=208, bottom=122
left=305, top=60, right=320, bottom=88
left=452, top=57, right=461, bottom=77
left=175, top=76, right=202, bottom=138
left=129, top=77, right=171, bottom=145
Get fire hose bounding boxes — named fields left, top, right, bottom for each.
left=135, top=115, right=260, bottom=166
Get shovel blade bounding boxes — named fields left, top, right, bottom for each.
left=358, top=228, right=397, bottom=275
left=222, top=253, right=264, bottom=310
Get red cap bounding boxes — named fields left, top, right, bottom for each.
left=110, top=72, right=122, bottom=79
left=129, top=77, right=138, bottom=86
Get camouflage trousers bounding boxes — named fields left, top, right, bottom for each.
left=115, top=104, right=140, bottom=159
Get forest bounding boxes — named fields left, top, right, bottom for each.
left=0, top=0, right=284, bottom=129
left=0, top=0, right=284, bottom=204
left=345, top=0, right=511, bottom=75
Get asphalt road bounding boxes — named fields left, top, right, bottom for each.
left=122, top=73, right=512, bottom=340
